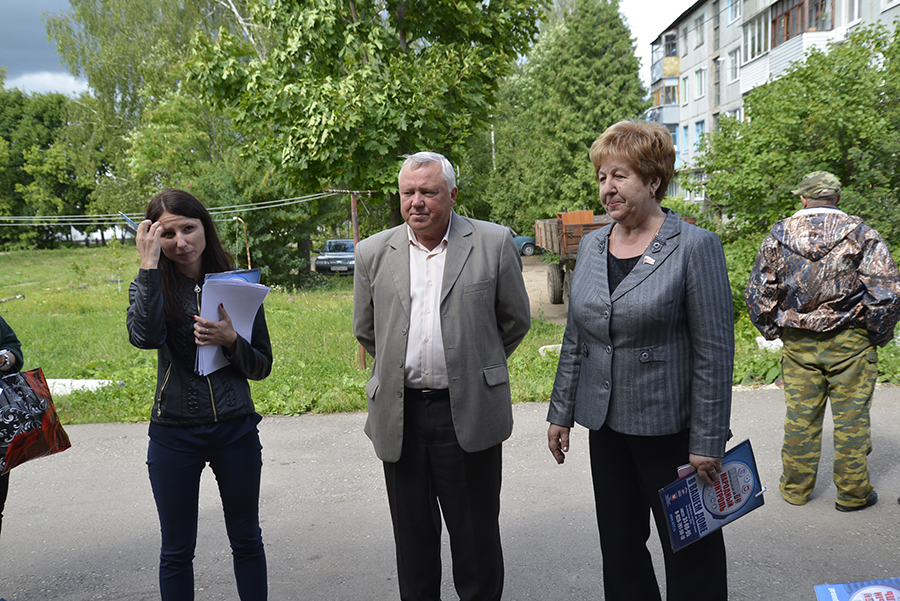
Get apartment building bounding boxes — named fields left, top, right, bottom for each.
left=648, top=0, right=900, bottom=200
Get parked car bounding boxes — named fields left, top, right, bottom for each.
left=507, top=227, right=537, bottom=256
left=314, top=238, right=355, bottom=274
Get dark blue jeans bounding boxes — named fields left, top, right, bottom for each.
left=147, top=426, right=266, bottom=601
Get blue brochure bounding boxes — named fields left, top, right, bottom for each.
left=815, top=577, right=900, bottom=600
left=658, top=438, right=766, bottom=552
left=205, top=268, right=261, bottom=284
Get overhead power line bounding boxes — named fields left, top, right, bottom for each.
left=0, top=191, right=345, bottom=228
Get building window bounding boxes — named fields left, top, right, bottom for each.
left=693, top=173, right=707, bottom=201
left=713, top=1, right=721, bottom=51
left=694, top=68, right=707, bottom=99
left=682, top=75, right=690, bottom=104
left=847, top=0, right=860, bottom=22
left=727, top=0, right=742, bottom=23
left=726, top=106, right=744, bottom=121
left=695, top=15, right=705, bottom=48
left=713, top=60, right=721, bottom=106
left=664, top=85, right=679, bottom=104
left=667, top=124, right=678, bottom=153
left=728, top=47, right=741, bottom=81
left=682, top=125, right=689, bottom=154
left=665, top=33, right=678, bottom=56
left=695, top=120, right=706, bottom=151
left=743, top=12, right=770, bottom=61
left=652, top=82, right=680, bottom=106
left=808, top=0, right=833, bottom=31
left=772, top=0, right=805, bottom=48
left=682, top=27, right=688, bottom=56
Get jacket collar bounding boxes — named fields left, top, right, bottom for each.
left=595, top=208, right=682, bottom=304
left=383, top=211, right=473, bottom=312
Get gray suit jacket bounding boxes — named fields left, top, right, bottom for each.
left=547, top=210, right=734, bottom=457
left=353, top=213, right=531, bottom=462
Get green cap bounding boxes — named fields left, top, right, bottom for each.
left=792, top=171, right=841, bottom=199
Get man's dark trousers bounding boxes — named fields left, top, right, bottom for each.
left=383, top=387, right=503, bottom=601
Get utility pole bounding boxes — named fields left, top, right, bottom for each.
left=325, top=189, right=379, bottom=369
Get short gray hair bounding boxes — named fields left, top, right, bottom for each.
left=399, top=152, right=456, bottom=191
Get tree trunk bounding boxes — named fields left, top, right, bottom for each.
left=388, top=192, right=403, bottom=228
left=298, top=236, right=311, bottom=272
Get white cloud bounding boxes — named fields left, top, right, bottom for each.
left=6, top=71, right=89, bottom=96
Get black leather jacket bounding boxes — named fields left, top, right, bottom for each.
left=126, top=268, right=272, bottom=426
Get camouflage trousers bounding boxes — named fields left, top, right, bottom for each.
left=779, top=327, right=877, bottom=507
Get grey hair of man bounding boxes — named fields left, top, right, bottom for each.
left=399, top=152, right=456, bottom=191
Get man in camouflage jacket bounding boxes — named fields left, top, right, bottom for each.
left=746, top=171, right=900, bottom=512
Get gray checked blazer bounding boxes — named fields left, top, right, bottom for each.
left=353, top=213, right=531, bottom=462
left=547, top=209, right=734, bottom=458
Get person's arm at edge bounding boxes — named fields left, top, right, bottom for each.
left=127, top=269, right=167, bottom=350
left=745, top=236, right=783, bottom=341
left=0, top=316, right=23, bottom=372
left=859, top=230, right=900, bottom=347
left=495, top=232, right=531, bottom=358
left=223, top=304, right=273, bottom=381
left=352, top=241, right=377, bottom=358
left=685, top=230, right=734, bottom=485
left=546, top=236, right=590, bottom=466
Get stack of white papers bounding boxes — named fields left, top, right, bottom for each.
left=195, top=277, right=270, bottom=376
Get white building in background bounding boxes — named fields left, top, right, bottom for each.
left=647, top=0, right=900, bottom=200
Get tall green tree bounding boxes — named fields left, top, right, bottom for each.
left=45, top=0, right=265, bottom=214
left=480, top=0, right=647, bottom=232
left=693, top=22, right=900, bottom=245
left=191, top=0, right=544, bottom=226
left=0, top=86, right=75, bottom=247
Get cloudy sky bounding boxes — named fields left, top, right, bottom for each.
left=0, top=0, right=686, bottom=96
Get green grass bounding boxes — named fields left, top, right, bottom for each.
left=0, top=246, right=563, bottom=424
left=3, top=245, right=893, bottom=425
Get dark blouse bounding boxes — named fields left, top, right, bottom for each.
left=608, top=253, right=641, bottom=294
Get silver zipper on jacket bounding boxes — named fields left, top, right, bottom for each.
left=195, top=282, right=218, bottom=422
left=157, top=364, right=172, bottom=417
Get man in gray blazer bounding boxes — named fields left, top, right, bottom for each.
left=353, top=151, right=531, bottom=601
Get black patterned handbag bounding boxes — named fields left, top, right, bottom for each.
left=0, top=368, right=71, bottom=475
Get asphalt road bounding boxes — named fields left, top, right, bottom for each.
left=3, top=386, right=900, bottom=600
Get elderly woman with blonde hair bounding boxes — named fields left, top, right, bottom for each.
left=547, top=120, right=734, bottom=601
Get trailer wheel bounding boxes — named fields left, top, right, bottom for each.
left=548, top=264, right=564, bottom=304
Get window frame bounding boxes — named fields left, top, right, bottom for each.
left=771, top=0, right=805, bottom=48
left=695, top=14, right=706, bottom=48
left=743, top=12, right=770, bottom=62
left=727, top=0, right=743, bottom=23
left=728, top=47, right=741, bottom=82
left=694, top=67, right=707, bottom=99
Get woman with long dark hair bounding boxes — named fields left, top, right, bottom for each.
left=126, top=188, right=272, bottom=600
